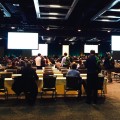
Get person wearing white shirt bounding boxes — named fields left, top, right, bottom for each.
left=61, top=52, right=70, bottom=68
left=35, top=53, right=42, bottom=69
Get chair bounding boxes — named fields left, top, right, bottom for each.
left=44, top=70, right=53, bottom=73
left=43, top=70, right=54, bottom=77
left=44, top=67, right=52, bottom=70
left=12, top=76, right=25, bottom=99
left=0, top=68, right=5, bottom=72
left=5, top=69, right=18, bottom=74
left=97, top=77, right=105, bottom=97
left=32, top=67, right=37, bottom=71
left=0, top=72, right=12, bottom=78
left=41, top=75, right=57, bottom=99
left=61, top=69, right=68, bottom=77
left=0, top=77, right=8, bottom=100
left=78, top=69, right=87, bottom=73
left=0, top=72, right=12, bottom=100
left=64, top=76, right=82, bottom=98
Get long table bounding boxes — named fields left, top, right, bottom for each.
left=4, top=74, right=107, bottom=96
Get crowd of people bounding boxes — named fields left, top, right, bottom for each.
left=0, top=51, right=116, bottom=105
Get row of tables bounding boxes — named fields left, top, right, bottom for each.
left=3, top=72, right=107, bottom=95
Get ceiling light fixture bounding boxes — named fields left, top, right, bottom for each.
left=96, top=19, right=116, bottom=22
left=100, top=15, right=120, bottom=18
left=39, top=5, right=70, bottom=9
left=13, top=4, right=20, bottom=7
left=49, top=5, right=62, bottom=8
left=40, top=17, right=63, bottom=19
left=11, top=27, right=16, bottom=29
left=68, top=37, right=76, bottom=41
left=91, top=0, right=120, bottom=22
left=0, top=3, right=11, bottom=17
left=109, top=9, right=120, bottom=12
left=46, top=27, right=50, bottom=30
left=48, top=13, right=59, bottom=15
left=33, top=0, right=40, bottom=18
left=78, top=29, right=81, bottom=32
left=40, top=12, right=66, bottom=16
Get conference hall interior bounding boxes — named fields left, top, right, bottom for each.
left=0, top=0, right=120, bottom=120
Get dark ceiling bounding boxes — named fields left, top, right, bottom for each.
left=0, top=0, right=120, bottom=45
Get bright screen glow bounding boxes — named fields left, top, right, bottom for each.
left=84, top=45, right=98, bottom=53
left=111, top=36, right=120, bottom=51
left=32, top=44, right=48, bottom=56
left=62, top=45, right=69, bottom=56
left=7, top=32, right=38, bottom=49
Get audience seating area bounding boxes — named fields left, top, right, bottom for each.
left=0, top=66, right=107, bottom=100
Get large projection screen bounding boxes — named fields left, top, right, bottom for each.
left=84, top=45, right=98, bottom=53
left=62, top=45, right=69, bottom=56
left=32, top=44, right=48, bottom=56
left=7, top=32, right=38, bottom=49
left=111, top=36, right=120, bottom=51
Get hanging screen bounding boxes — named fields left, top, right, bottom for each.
left=7, top=32, right=38, bottom=49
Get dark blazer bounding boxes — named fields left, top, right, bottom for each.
left=12, top=66, right=38, bottom=95
left=20, top=66, right=38, bottom=91
left=85, top=55, right=98, bottom=74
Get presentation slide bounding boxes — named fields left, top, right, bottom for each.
left=32, top=44, right=48, bottom=56
left=111, top=36, right=120, bottom=51
left=7, top=32, right=38, bottom=49
left=84, top=45, right=98, bottom=53
left=62, top=45, right=69, bottom=56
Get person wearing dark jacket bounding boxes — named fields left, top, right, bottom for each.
left=20, top=62, right=38, bottom=105
left=85, top=50, right=99, bottom=104
left=104, top=52, right=115, bottom=83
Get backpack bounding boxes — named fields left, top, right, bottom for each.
left=64, top=57, right=70, bottom=66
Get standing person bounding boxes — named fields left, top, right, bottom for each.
left=85, top=50, right=99, bottom=104
left=35, top=53, right=42, bottom=69
left=20, top=62, right=38, bottom=105
left=61, top=52, right=70, bottom=69
left=104, top=52, right=115, bottom=83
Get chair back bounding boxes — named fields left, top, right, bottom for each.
left=0, top=78, right=4, bottom=89
left=6, top=69, right=18, bottom=74
left=43, top=75, right=57, bottom=88
left=0, top=68, right=5, bottom=72
left=78, top=69, right=87, bottom=73
left=32, top=67, right=37, bottom=71
left=44, top=66, right=52, bottom=69
left=44, top=70, right=53, bottom=73
left=66, top=76, right=81, bottom=90
left=43, top=70, right=54, bottom=77
left=0, top=72, right=12, bottom=78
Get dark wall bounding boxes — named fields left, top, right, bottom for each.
left=112, top=51, right=120, bottom=60
left=3, top=42, right=111, bottom=57
left=0, top=47, right=4, bottom=56
left=99, top=42, right=111, bottom=56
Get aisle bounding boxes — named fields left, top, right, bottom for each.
left=0, top=79, right=120, bottom=120
left=107, top=80, right=120, bottom=101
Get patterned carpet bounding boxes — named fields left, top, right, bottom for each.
left=0, top=81, right=120, bottom=120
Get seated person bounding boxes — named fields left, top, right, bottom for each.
left=6, top=62, right=17, bottom=69
left=66, top=63, right=86, bottom=93
left=20, top=62, right=38, bottom=105
left=55, top=59, right=61, bottom=69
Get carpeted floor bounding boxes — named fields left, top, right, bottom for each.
left=0, top=81, right=120, bottom=120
